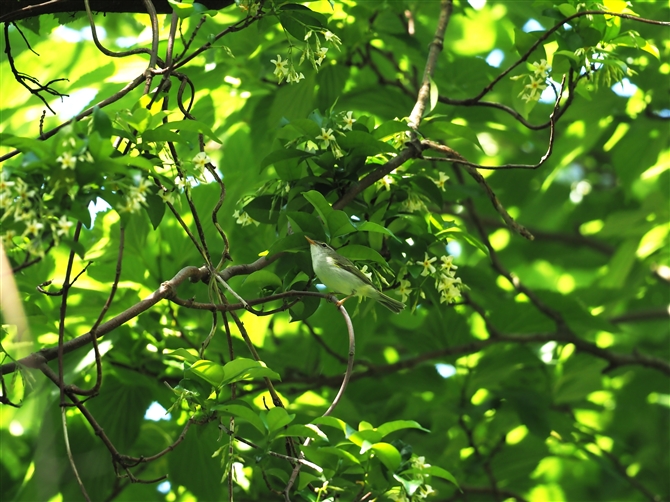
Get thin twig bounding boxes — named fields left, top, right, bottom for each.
left=407, top=0, right=452, bottom=129
left=61, top=408, right=91, bottom=501
left=70, top=227, right=125, bottom=397
left=57, top=222, right=83, bottom=405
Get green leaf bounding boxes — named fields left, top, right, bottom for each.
left=557, top=3, right=576, bottom=17
left=377, top=420, right=430, bottom=438
left=91, top=106, right=113, bottom=138
left=355, top=221, right=400, bottom=241
left=164, top=348, right=200, bottom=364
left=327, top=210, right=356, bottom=238
left=268, top=233, right=310, bottom=255
left=303, top=190, right=334, bottom=224
left=348, top=429, right=382, bottom=447
left=221, top=357, right=281, bottom=385
left=242, top=270, right=283, bottom=290
left=338, top=131, right=396, bottom=155
left=274, top=424, right=328, bottom=440
left=187, top=359, right=226, bottom=387
left=146, top=119, right=222, bottom=143
left=212, top=403, right=266, bottom=435
left=372, top=120, right=410, bottom=141
left=285, top=211, right=324, bottom=237
left=144, top=192, right=166, bottom=230
left=311, top=416, right=355, bottom=437
left=337, top=244, right=388, bottom=266
left=261, top=148, right=312, bottom=170
left=420, top=119, right=484, bottom=152
left=429, top=76, right=438, bottom=113
left=263, top=407, right=296, bottom=434
left=371, top=442, right=402, bottom=471
left=287, top=118, right=322, bottom=138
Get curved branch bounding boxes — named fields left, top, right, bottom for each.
left=83, top=0, right=154, bottom=59
left=0, top=73, right=146, bottom=163
left=333, top=145, right=423, bottom=210
left=407, top=0, right=452, bottom=129
left=1, top=266, right=206, bottom=376
left=446, top=10, right=669, bottom=106
left=0, top=0, right=234, bottom=24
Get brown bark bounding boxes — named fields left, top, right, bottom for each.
left=0, top=0, right=234, bottom=24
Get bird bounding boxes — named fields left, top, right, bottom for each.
left=305, top=236, right=405, bottom=313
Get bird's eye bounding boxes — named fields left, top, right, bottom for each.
left=320, top=243, right=327, bottom=248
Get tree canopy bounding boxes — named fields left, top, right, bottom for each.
left=0, top=0, right=668, bottom=501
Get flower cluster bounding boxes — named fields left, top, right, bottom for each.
left=385, top=455, right=436, bottom=501
left=237, top=0, right=259, bottom=16
left=402, top=192, right=428, bottom=213
left=1, top=172, right=74, bottom=256
left=270, top=29, right=342, bottom=85
left=233, top=209, right=259, bottom=227
left=119, top=178, right=153, bottom=213
left=512, top=59, right=551, bottom=103
left=433, top=172, right=449, bottom=191
left=312, top=111, right=356, bottom=159
left=417, top=252, right=462, bottom=304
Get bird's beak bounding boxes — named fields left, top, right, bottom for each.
left=305, top=236, right=316, bottom=245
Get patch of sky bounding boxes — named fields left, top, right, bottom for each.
left=467, top=0, right=487, bottom=10
left=611, top=78, right=638, bottom=98
left=486, top=49, right=504, bottom=68
left=446, top=240, right=462, bottom=258
left=539, top=80, right=560, bottom=104
left=52, top=88, right=98, bottom=121
left=54, top=25, right=103, bottom=43
left=523, top=19, right=544, bottom=32
left=145, top=401, right=171, bottom=421
left=436, top=363, right=457, bottom=378
left=88, top=197, right=112, bottom=227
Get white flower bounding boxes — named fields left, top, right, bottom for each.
left=379, top=175, right=394, bottom=191
left=0, top=194, right=12, bottom=209
left=317, top=128, right=335, bottom=149
left=436, top=273, right=462, bottom=304
left=0, top=172, right=15, bottom=192
left=14, top=179, right=35, bottom=201
left=271, top=55, right=289, bottom=83
left=55, top=215, right=73, bottom=236
left=439, top=255, right=457, bottom=273
left=135, top=178, right=153, bottom=196
left=57, top=151, right=77, bottom=170
left=402, top=193, right=427, bottom=213
left=23, top=219, right=43, bottom=237
left=323, top=31, right=342, bottom=50
left=175, top=176, right=190, bottom=192
left=233, top=209, right=259, bottom=227
left=193, top=152, right=211, bottom=173
left=158, top=190, right=176, bottom=204
left=315, top=47, right=328, bottom=66
left=341, top=111, right=355, bottom=131
left=397, top=279, right=412, bottom=303
left=418, top=253, right=437, bottom=277
left=531, top=59, right=550, bottom=78
left=286, top=70, right=305, bottom=84
left=519, top=77, right=547, bottom=102
left=359, top=265, right=373, bottom=282
left=1, top=229, right=16, bottom=246
left=433, top=172, right=449, bottom=191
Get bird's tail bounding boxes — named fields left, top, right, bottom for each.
left=375, top=291, right=405, bottom=313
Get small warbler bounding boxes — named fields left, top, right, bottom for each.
left=305, top=236, right=405, bottom=313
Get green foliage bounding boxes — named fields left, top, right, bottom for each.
left=0, top=0, right=668, bottom=501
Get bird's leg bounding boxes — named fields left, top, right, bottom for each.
left=335, top=291, right=356, bottom=307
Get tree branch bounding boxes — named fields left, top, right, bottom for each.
left=0, top=0, right=234, bottom=23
